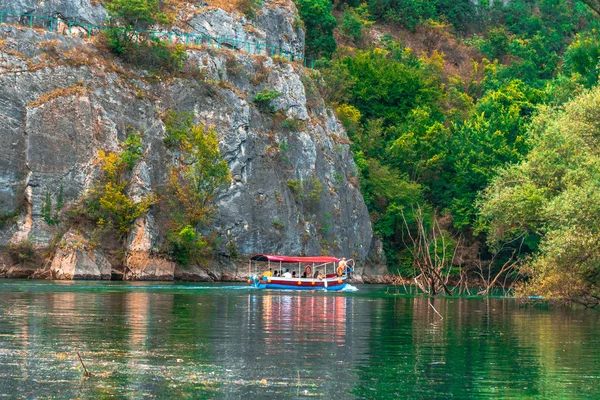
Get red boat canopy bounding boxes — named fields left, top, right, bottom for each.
left=249, top=254, right=340, bottom=263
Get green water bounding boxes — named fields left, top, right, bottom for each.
left=0, top=281, right=598, bottom=399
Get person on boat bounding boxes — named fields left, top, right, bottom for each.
left=263, top=268, right=273, bottom=277
left=273, top=270, right=279, bottom=277
left=283, top=269, right=292, bottom=278
left=337, top=258, right=347, bottom=276
left=292, top=271, right=296, bottom=278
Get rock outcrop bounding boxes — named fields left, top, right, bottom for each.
left=50, top=229, right=111, bottom=280
left=0, top=0, right=108, bottom=25
left=0, top=1, right=386, bottom=281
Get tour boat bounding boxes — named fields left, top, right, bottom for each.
left=247, top=254, right=354, bottom=291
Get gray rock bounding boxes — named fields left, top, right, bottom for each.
left=0, top=17, right=384, bottom=281
left=125, top=253, right=176, bottom=281
left=0, top=0, right=108, bottom=25
left=174, top=264, right=214, bottom=282
left=187, top=2, right=304, bottom=57
left=50, top=229, right=112, bottom=280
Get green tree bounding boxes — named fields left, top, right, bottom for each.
left=105, top=0, right=185, bottom=71
left=563, top=29, right=600, bottom=87
left=477, top=86, right=600, bottom=307
left=83, top=130, right=155, bottom=237
left=444, top=80, right=542, bottom=228
left=294, top=0, right=337, bottom=58
left=162, top=111, right=231, bottom=264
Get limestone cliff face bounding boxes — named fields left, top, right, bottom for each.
left=0, top=1, right=386, bottom=281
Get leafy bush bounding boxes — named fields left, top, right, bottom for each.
left=340, top=5, right=372, bottom=42
left=272, top=218, right=284, bottom=230
left=167, top=224, right=209, bottom=265
left=161, top=112, right=231, bottom=264
left=42, top=183, right=63, bottom=226
left=281, top=117, right=304, bottom=131
left=105, top=0, right=185, bottom=72
left=286, top=179, right=302, bottom=195
left=82, top=130, right=155, bottom=237
left=238, top=0, right=264, bottom=19
left=163, top=110, right=194, bottom=148
left=0, top=209, right=19, bottom=228
left=253, top=89, right=282, bottom=112
left=8, top=240, right=35, bottom=265
left=563, top=29, right=600, bottom=87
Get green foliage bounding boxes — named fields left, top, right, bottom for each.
left=335, top=46, right=444, bottom=127
left=319, top=211, right=332, bottom=237
left=8, top=240, right=35, bottom=265
left=272, top=218, right=284, bottom=230
left=294, top=0, right=337, bottom=58
left=163, top=110, right=194, bottom=148
left=167, top=224, right=209, bottom=265
left=442, top=80, right=543, bottom=228
left=368, top=0, right=478, bottom=32
left=82, top=131, right=155, bottom=237
left=321, top=0, right=599, bottom=276
left=477, top=86, right=600, bottom=304
left=106, top=0, right=170, bottom=28
left=105, top=0, right=185, bottom=72
left=238, top=0, right=264, bottom=19
left=563, top=28, right=600, bottom=87
left=281, top=117, right=304, bottom=131
left=42, top=184, right=63, bottom=226
left=305, top=178, right=323, bottom=208
left=253, top=89, right=282, bottom=113
left=161, top=112, right=231, bottom=264
left=340, top=5, right=372, bottom=42
left=285, top=177, right=322, bottom=208
left=286, top=179, right=302, bottom=195
left=0, top=209, right=19, bottom=228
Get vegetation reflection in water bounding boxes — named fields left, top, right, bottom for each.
left=0, top=281, right=599, bottom=399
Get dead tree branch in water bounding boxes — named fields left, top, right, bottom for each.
left=475, top=236, right=524, bottom=296
left=76, top=351, right=94, bottom=377
left=401, top=205, right=457, bottom=296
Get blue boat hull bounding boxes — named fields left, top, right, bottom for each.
left=253, top=283, right=348, bottom=291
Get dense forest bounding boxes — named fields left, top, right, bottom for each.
left=292, top=0, right=600, bottom=306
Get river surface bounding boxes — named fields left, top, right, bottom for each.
left=0, top=281, right=599, bottom=399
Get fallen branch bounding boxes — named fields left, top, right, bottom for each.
left=428, top=300, right=444, bottom=320
left=76, top=351, right=94, bottom=378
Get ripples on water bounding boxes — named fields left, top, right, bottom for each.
left=0, top=280, right=599, bottom=399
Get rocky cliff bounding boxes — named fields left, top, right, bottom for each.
left=0, top=0, right=386, bottom=281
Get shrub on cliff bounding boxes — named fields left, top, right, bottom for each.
left=80, top=130, right=155, bottom=238
left=253, top=89, right=282, bottom=113
left=161, top=111, right=231, bottom=264
left=8, top=240, right=35, bottom=266
left=105, top=0, right=185, bottom=72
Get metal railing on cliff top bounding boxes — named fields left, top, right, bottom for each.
left=0, top=10, right=316, bottom=69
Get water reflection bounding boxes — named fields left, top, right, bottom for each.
left=0, top=282, right=599, bottom=399
left=260, top=295, right=348, bottom=347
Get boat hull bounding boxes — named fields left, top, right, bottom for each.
left=249, top=277, right=348, bottom=291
